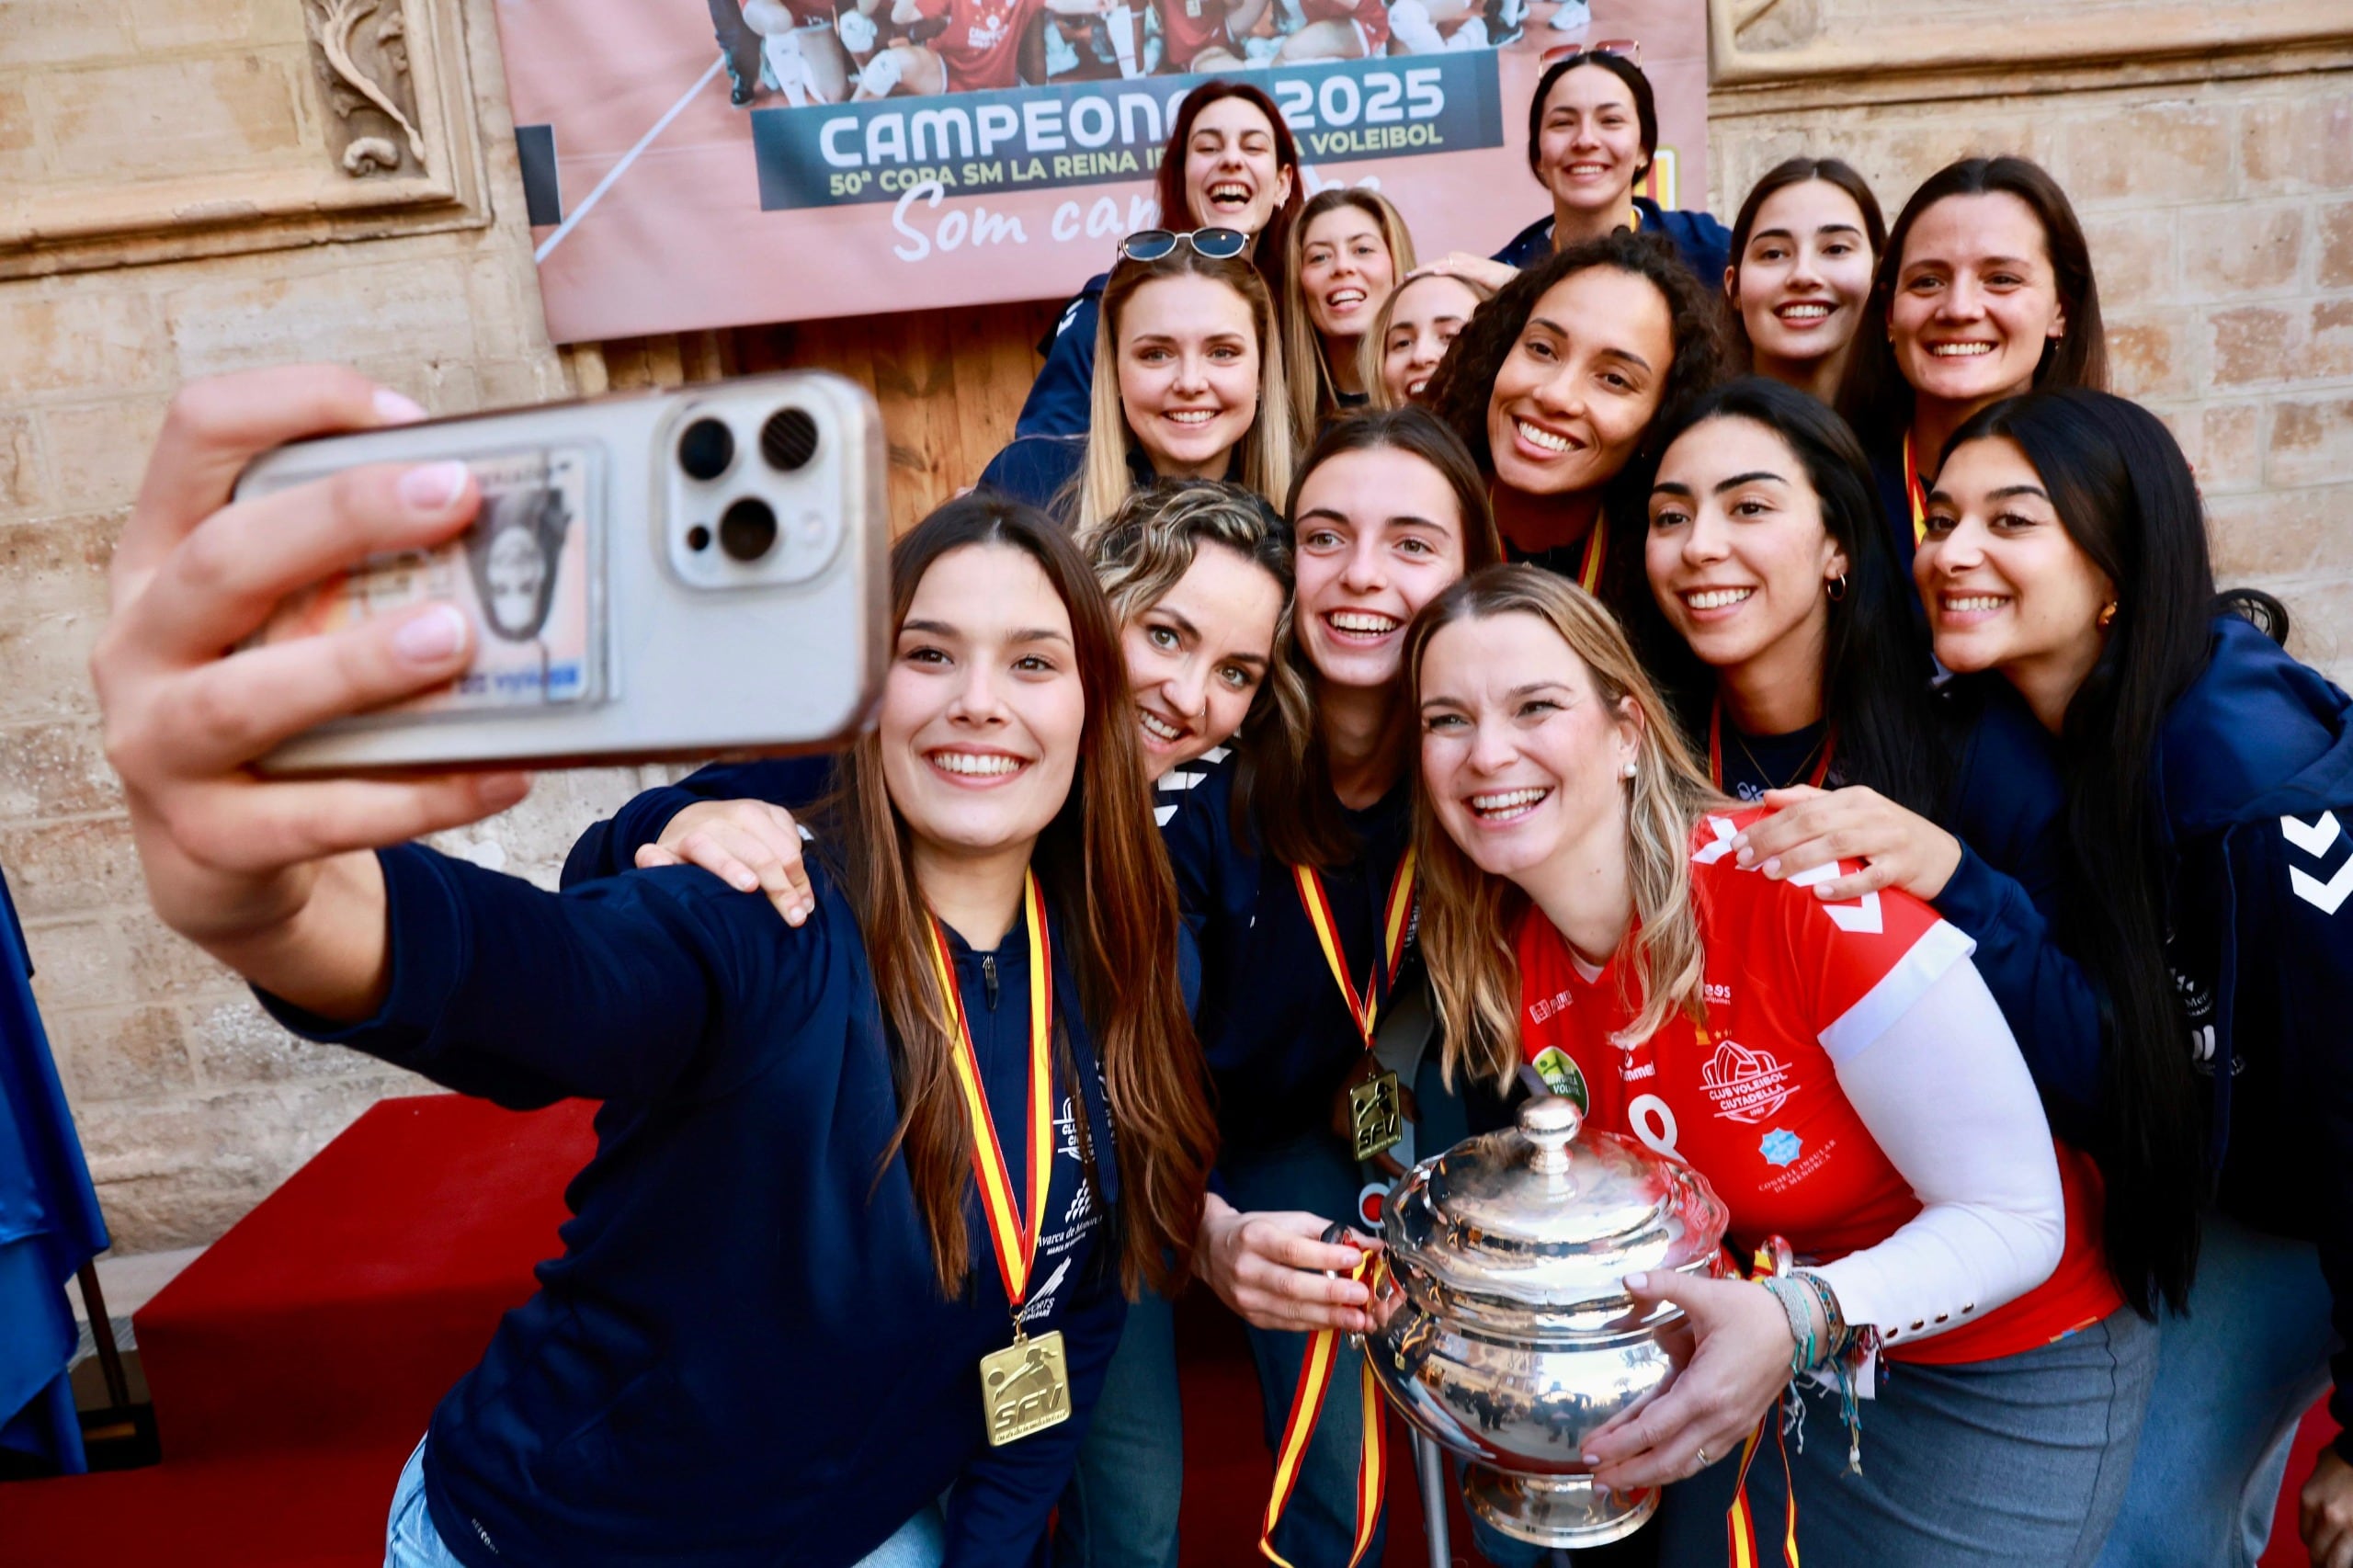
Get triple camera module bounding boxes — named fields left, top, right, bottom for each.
left=667, top=404, right=836, bottom=587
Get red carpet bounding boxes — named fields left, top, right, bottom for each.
left=0, top=1093, right=2325, bottom=1566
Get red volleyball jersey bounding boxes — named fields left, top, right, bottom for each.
left=914, top=0, right=1043, bottom=90
left=1515, top=806, right=2121, bottom=1366
left=1157, top=0, right=1230, bottom=68
left=1299, top=0, right=1389, bottom=51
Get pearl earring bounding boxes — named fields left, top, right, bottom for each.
left=1621, top=759, right=1638, bottom=780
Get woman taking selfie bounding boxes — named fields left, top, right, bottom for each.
left=1902, top=389, right=2353, bottom=1568
left=1409, top=563, right=2151, bottom=1566
left=1837, top=155, right=2107, bottom=578
left=1363, top=267, right=1495, bottom=410
left=1431, top=51, right=1730, bottom=291
left=1017, top=82, right=1302, bottom=438
left=1281, top=187, right=1416, bottom=436
left=1424, top=229, right=1723, bottom=593
left=90, top=367, right=1217, bottom=1568
left=980, top=237, right=1293, bottom=535
left=1722, top=157, right=1885, bottom=405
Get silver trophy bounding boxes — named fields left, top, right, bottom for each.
left=1363, top=1095, right=1732, bottom=1549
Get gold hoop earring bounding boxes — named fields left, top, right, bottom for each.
left=1826, top=574, right=1848, bottom=603
left=2097, top=601, right=2119, bottom=631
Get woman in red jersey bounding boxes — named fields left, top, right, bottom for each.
left=1406, top=563, right=2154, bottom=1567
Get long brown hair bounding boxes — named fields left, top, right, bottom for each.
left=1408, top=565, right=1725, bottom=1092
left=1282, top=187, right=1418, bottom=436
left=1154, top=81, right=1302, bottom=301
left=819, top=494, right=1216, bottom=1298
left=1836, top=155, right=2108, bottom=449
left=1722, top=157, right=1886, bottom=370
left=1234, top=406, right=1501, bottom=869
left=1075, top=246, right=1294, bottom=535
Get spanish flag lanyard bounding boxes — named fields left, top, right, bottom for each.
left=1707, top=698, right=1836, bottom=794
left=1494, top=493, right=1608, bottom=590
left=1902, top=428, right=1927, bottom=547
left=926, top=871, right=1068, bottom=1448
left=1292, top=846, right=1417, bottom=1165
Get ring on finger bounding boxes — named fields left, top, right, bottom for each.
left=1692, top=1445, right=1711, bottom=1471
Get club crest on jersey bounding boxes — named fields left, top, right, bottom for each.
left=1699, top=1038, right=1794, bottom=1124
left=1529, top=1047, right=1589, bottom=1111
left=1759, top=1129, right=1802, bottom=1167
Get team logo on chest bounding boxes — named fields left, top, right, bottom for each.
left=1698, top=1038, right=1795, bottom=1124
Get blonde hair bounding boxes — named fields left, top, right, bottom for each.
left=1360, top=268, right=1497, bottom=413
left=1282, top=188, right=1417, bottom=437
left=1406, top=565, right=1729, bottom=1093
left=1075, top=249, right=1294, bottom=537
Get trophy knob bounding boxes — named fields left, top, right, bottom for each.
left=1519, top=1094, right=1583, bottom=1176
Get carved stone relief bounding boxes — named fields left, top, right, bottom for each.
left=307, top=0, right=427, bottom=178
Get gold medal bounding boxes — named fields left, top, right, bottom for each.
left=981, top=1325, right=1072, bottom=1446
left=1347, top=1068, right=1404, bottom=1162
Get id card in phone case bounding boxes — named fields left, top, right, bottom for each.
left=251, top=446, right=604, bottom=719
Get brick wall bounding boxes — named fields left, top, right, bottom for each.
left=4, top=0, right=2348, bottom=1256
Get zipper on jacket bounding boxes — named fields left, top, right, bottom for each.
left=983, top=953, right=999, bottom=1010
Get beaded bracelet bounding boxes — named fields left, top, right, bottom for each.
left=1757, top=1276, right=1818, bottom=1375
left=1790, top=1269, right=1849, bottom=1360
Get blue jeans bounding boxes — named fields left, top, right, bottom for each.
left=1056, top=1288, right=1183, bottom=1568
left=1219, top=1129, right=1389, bottom=1568
left=2096, top=1210, right=2337, bottom=1568
left=384, top=1437, right=947, bottom=1568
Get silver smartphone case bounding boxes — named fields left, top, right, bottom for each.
left=236, top=370, right=890, bottom=774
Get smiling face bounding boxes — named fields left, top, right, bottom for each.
left=1733, top=180, right=1876, bottom=372
left=1915, top=436, right=2113, bottom=712
left=1300, top=204, right=1396, bottom=343
left=1183, top=97, right=1295, bottom=236
left=1419, top=610, right=1641, bottom=882
left=1291, top=446, right=1469, bottom=691
left=1645, top=415, right=1847, bottom=693
left=1382, top=274, right=1483, bottom=403
left=1534, top=64, right=1646, bottom=221
left=1120, top=541, right=1283, bottom=770
left=1890, top=192, right=2067, bottom=413
left=1486, top=266, right=1674, bottom=498
left=1115, top=274, right=1260, bottom=480
left=880, top=543, right=1086, bottom=863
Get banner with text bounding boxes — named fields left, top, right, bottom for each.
left=493, top=0, right=1708, bottom=340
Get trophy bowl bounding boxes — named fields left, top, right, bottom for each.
left=1362, top=1095, right=1730, bottom=1548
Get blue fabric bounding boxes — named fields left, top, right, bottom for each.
left=978, top=437, right=1088, bottom=516
left=1016, top=279, right=1108, bottom=440
left=1865, top=435, right=1924, bottom=623
left=0, top=859, right=108, bottom=1473
left=2097, top=1209, right=2336, bottom=1568
left=1489, top=196, right=1733, bottom=283
left=265, top=846, right=1126, bottom=1568
left=1052, top=1289, right=1181, bottom=1568
left=558, top=756, right=835, bottom=890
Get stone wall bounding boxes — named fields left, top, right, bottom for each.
left=4, top=0, right=2349, bottom=1256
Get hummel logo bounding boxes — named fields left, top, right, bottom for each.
left=1786, top=860, right=1883, bottom=934
left=2283, top=812, right=2353, bottom=915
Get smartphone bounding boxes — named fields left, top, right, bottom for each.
left=237, top=371, right=889, bottom=775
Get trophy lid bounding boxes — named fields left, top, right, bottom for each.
left=1381, top=1095, right=1729, bottom=1330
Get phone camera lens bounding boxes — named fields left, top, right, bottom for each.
left=686, top=524, right=712, bottom=552
left=719, top=497, right=778, bottom=562
left=761, top=409, right=819, bottom=472
left=679, top=418, right=735, bottom=481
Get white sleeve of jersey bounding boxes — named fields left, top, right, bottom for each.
left=1812, top=959, right=2065, bottom=1346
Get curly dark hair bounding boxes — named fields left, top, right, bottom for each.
left=1423, top=229, right=1728, bottom=483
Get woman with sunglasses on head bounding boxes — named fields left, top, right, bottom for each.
left=557, top=481, right=1298, bottom=1568
left=1889, top=388, right=2353, bottom=1568
left=1409, top=562, right=2150, bottom=1568
left=1017, top=82, right=1302, bottom=440
left=979, top=234, right=1294, bottom=536
left=1427, top=50, right=1731, bottom=295
left=1722, top=157, right=1885, bottom=406
left=1281, top=188, right=1416, bottom=437
left=1423, top=229, right=1724, bottom=596
left=92, top=367, right=1218, bottom=1568
left=1836, top=155, right=2107, bottom=585
left=1167, top=407, right=1505, bottom=1566
left=1362, top=268, right=1495, bottom=410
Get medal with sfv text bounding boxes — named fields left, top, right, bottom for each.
left=1295, top=850, right=1417, bottom=1164
left=929, top=871, right=1072, bottom=1447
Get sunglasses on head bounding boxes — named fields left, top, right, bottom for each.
left=1118, top=228, right=1250, bottom=263
left=1540, top=37, right=1641, bottom=66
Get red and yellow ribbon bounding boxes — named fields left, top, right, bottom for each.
left=1706, top=699, right=1836, bottom=794
left=1902, top=429, right=1927, bottom=548
left=1259, top=1250, right=1388, bottom=1568
left=927, top=871, right=1054, bottom=1308
left=1725, top=1410, right=1802, bottom=1568
left=1293, top=849, right=1416, bottom=1051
